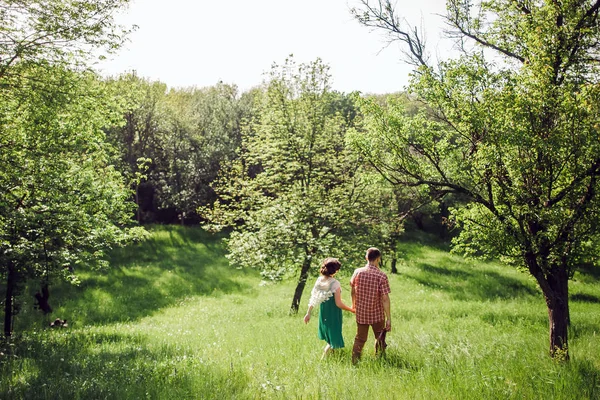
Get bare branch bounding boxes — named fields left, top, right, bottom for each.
left=545, top=158, right=600, bottom=207
left=351, top=0, right=429, bottom=67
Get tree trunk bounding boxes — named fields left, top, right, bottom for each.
left=387, top=233, right=400, bottom=274
left=412, top=213, right=424, bottom=230
left=290, top=256, right=312, bottom=314
left=135, top=184, right=141, bottom=223
left=390, top=253, right=398, bottom=274
left=438, top=201, right=449, bottom=239
left=526, top=253, right=571, bottom=360
left=4, top=261, right=16, bottom=337
left=545, top=267, right=570, bottom=360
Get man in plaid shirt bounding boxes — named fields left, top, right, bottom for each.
left=350, top=247, right=391, bottom=364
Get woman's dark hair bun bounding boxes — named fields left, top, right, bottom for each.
left=320, top=257, right=341, bottom=276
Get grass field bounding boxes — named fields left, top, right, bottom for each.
left=1, top=225, right=599, bottom=399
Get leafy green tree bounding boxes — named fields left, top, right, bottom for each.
left=350, top=0, right=600, bottom=358
left=105, top=73, right=167, bottom=222
left=0, top=0, right=131, bottom=76
left=0, top=0, right=141, bottom=336
left=355, top=94, right=453, bottom=272
left=0, top=67, right=145, bottom=336
left=203, top=58, right=369, bottom=313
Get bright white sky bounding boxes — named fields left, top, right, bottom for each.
left=97, top=0, right=452, bottom=94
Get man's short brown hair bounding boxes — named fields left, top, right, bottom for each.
left=366, top=247, right=381, bottom=262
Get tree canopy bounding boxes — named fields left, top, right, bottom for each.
left=0, top=0, right=131, bottom=75
left=105, top=74, right=246, bottom=224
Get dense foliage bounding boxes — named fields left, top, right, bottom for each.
left=0, top=0, right=143, bottom=336
left=105, top=74, right=248, bottom=224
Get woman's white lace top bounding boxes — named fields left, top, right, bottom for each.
left=308, top=276, right=340, bottom=308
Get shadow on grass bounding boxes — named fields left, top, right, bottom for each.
left=0, top=330, right=250, bottom=399
left=399, top=230, right=452, bottom=252
left=395, top=241, right=450, bottom=263
left=569, top=320, right=600, bottom=339
left=574, top=262, right=600, bottom=284
left=480, top=311, right=547, bottom=328
left=567, top=360, right=600, bottom=399
left=44, top=226, right=258, bottom=326
left=570, top=293, right=600, bottom=304
left=379, top=349, right=423, bottom=372
left=396, top=232, right=542, bottom=301
left=404, top=262, right=539, bottom=301
left=347, top=349, right=423, bottom=372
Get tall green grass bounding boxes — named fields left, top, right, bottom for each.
left=1, top=225, right=599, bottom=399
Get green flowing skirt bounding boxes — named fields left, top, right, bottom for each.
left=318, top=296, right=344, bottom=348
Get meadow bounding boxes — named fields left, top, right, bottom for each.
left=1, top=225, right=599, bottom=399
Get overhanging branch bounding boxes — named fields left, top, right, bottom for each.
left=351, top=0, right=428, bottom=67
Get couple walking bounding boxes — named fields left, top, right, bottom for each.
left=303, top=247, right=391, bottom=363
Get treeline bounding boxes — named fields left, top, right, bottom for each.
left=105, top=66, right=448, bottom=232
left=104, top=75, right=247, bottom=225
left=103, top=58, right=452, bottom=312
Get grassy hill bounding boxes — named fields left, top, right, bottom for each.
left=1, top=225, right=599, bottom=399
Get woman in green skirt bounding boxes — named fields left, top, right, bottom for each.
left=304, top=258, right=355, bottom=358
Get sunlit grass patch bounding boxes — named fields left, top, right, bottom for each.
left=2, top=226, right=599, bottom=399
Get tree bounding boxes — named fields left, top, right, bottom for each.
left=202, top=58, right=368, bottom=313
left=355, top=94, right=453, bottom=273
left=0, top=67, right=145, bottom=336
left=350, top=0, right=600, bottom=359
left=0, top=0, right=132, bottom=77
left=0, top=0, right=141, bottom=336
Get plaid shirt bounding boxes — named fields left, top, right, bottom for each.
left=350, top=264, right=391, bottom=324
